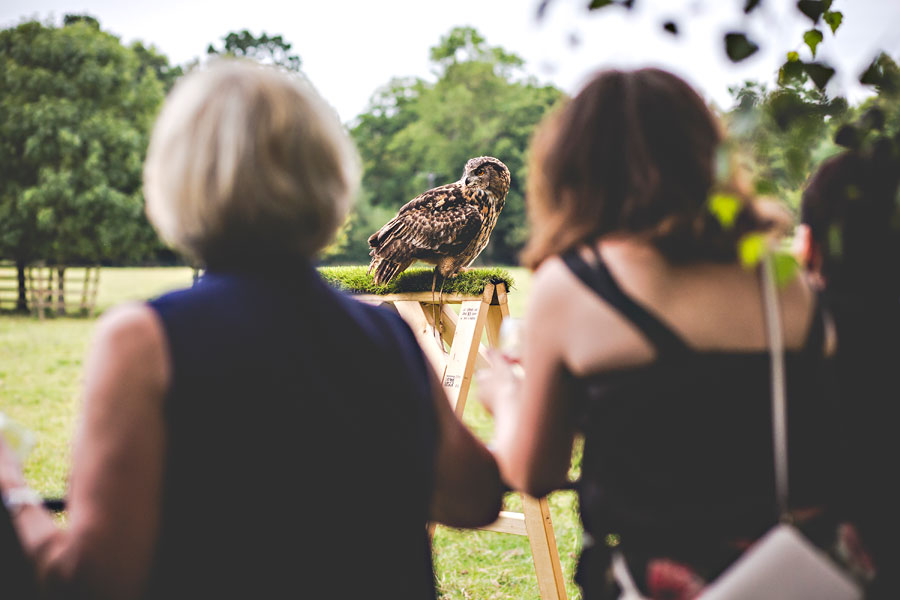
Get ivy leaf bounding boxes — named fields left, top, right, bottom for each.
left=773, top=252, right=800, bottom=287
left=588, top=0, right=634, bottom=9
left=797, top=0, right=826, bottom=23
left=823, top=10, right=842, bottom=33
left=803, top=61, right=835, bottom=89
left=738, top=233, right=767, bottom=269
left=744, top=0, right=762, bottom=14
left=537, top=0, right=552, bottom=20
left=724, top=32, right=759, bottom=63
left=708, top=194, right=741, bottom=229
left=779, top=59, right=804, bottom=86
left=803, top=29, right=823, bottom=57
left=663, top=21, right=678, bottom=35
left=860, top=55, right=882, bottom=85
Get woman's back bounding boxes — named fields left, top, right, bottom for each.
left=144, top=263, right=437, bottom=599
left=544, top=240, right=836, bottom=551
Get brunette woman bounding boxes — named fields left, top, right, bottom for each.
left=480, top=68, right=849, bottom=599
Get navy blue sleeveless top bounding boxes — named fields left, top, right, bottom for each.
left=560, top=248, right=838, bottom=589
left=144, top=260, right=437, bottom=599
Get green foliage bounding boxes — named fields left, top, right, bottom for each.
left=337, top=27, right=564, bottom=265
left=317, top=265, right=514, bottom=296
left=0, top=17, right=168, bottom=267
left=725, top=80, right=847, bottom=208
left=708, top=194, right=741, bottom=229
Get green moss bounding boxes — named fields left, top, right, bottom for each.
left=317, top=265, right=515, bottom=296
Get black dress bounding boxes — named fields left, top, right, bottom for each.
left=144, top=260, right=438, bottom=599
left=560, top=248, right=837, bottom=599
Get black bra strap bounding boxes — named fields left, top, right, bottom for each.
left=561, top=246, right=689, bottom=357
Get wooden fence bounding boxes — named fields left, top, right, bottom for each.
left=0, top=262, right=21, bottom=312
left=0, top=262, right=101, bottom=319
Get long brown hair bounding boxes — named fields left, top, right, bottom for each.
left=521, top=68, right=765, bottom=269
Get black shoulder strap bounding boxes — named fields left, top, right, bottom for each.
left=560, top=246, right=690, bottom=357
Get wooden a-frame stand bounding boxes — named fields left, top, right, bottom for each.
left=358, top=282, right=567, bottom=600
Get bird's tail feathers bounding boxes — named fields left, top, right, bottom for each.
left=370, top=258, right=405, bottom=286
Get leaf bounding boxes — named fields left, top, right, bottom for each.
left=778, top=59, right=804, bottom=85
left=860, top=56, right=882, bottom=85
left=588, top=0, right=614, bottom=8
left=738, top=233, right=767, bottom=269
left=803, top=61, right=834, bottom=89
left=787, top=51, right=800, bottom=62
left=797, top=0, right=826, bottom=23
left=773, top=251, right=800, bottom=287
left=708, top=194, right=741, bottom=229
left=663, top=21, right=678, bottom=35
left=724, top=32, right=759, bottom=63
left=803, top=29, right=823, bottom=57
left=744, top=0, right=762, bottom=14
left=536, top=0, right=552, bottom=20
left=823, top=10, right=842, bottom=33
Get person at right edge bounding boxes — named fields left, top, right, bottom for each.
left=797, top=139, right=900, bottom=598
left=478, top=67, right=875, bottom=599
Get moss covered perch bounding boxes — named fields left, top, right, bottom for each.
left=318, top=266, right=515, bottom=296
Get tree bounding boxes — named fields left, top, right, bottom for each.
left=0, top=17, right=167, bottom=310
left=207, top=30, right=302, bottom=73
left=335, top=27, right=564, bottom=265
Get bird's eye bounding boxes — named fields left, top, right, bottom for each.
left=475, top=168, right=484, bottom=175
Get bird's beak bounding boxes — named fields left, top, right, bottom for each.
left=464, top=177, right=472, bottom=186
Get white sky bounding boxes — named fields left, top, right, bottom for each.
left=2, top=0, right=899, bottom=124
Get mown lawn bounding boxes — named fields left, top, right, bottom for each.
left=0, top=264, right=583, bottom=599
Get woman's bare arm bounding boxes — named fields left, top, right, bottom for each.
left=0, top=303, right=169, bottom=599
left=479, top=259, right=578, bottom=497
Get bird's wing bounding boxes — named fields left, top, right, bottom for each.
left=373, top=184, right=483, bottom=257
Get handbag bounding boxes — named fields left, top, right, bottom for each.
left=699, top=254, right=862, bottom=599
left=611, top=254, right=863, bottom=600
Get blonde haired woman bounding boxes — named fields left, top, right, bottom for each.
left=0, top=60, right=501, bottom=599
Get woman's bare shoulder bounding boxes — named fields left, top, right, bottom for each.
left=89, top=303, right=170, bottom=390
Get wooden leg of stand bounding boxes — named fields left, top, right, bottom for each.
left=439, top=303, right=491, bottom=370
left=485, top=285, right=568, bottom=600
left=522, top=495, right=568, bottom=600
left=395, top=300, right=447, bottom=379
left=440, top=284, right=492, bottom=415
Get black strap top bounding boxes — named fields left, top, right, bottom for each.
left=561, top=245, right=825, bottom=360
left=559, top=246, right=836, bottom=558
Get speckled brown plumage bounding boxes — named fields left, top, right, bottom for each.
left=367, top=156, right=511, bottom=285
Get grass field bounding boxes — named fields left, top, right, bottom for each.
left=0, top=264, right=583, bottom=599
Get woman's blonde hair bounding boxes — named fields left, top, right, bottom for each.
left=144, top=59, right=359, bottom=267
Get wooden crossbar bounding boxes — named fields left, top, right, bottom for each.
left=358, top=283, right=567, bottom=600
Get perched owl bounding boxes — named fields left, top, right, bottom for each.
left=367, top=156, right=511, bottom=286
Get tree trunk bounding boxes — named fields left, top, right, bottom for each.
left=15, top=260, right=27, bottom=313
left=57, top=266, right=66, bottom=315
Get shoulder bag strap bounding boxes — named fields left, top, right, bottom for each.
left=760, top=253, right=790, bottom=521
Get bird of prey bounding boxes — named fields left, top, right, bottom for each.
left=367, top=156, right=511, bottom=289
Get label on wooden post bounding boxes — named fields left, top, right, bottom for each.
left=441, top=295, right=490, bottom=414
